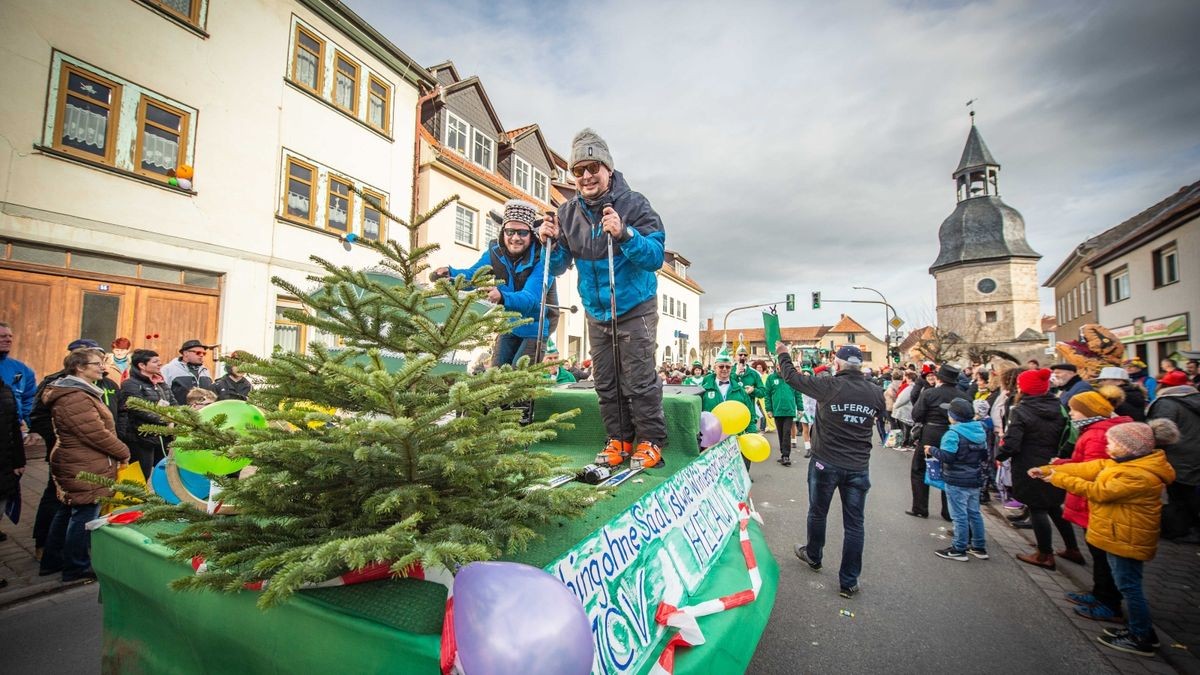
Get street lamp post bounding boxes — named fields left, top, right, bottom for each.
left=853, top=286, right=893, bottom=367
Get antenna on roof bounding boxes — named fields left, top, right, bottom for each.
left=965, top=99, right=977, bottom=124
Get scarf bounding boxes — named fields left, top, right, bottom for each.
left=1071, top=415, right=1107, bottom=431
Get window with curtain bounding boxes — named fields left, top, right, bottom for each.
left=56, top=66, right=120, bottom=162
left=292, top=27, right=324, bottom=94
left=367, top=76, right=389, bottom=132
left=147, top=0, right=198, bottom=23
left=137, top=97, right=187, bottom=177
left=334, top=54, right=358, bottom=114
left=326, top=176, right=352, bottom=233
left=533, top=170, right=548, bottom=202
left=455, top=204, right=476, bottom=246
left=362, top=191, right=385, bottom=242
left=274, top=300, right=307, bottom=353
left=513, top=156, right=531, bottom=192
left=285, top=159, right=315, bottom=223
left=446, top=112, right=468, bottom=154
left=472, top=130, right=494, bottom=170
left=483, top=214, right=499, bottom=244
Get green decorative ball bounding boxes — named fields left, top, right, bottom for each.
left=174, top=400, right=265, bottom=475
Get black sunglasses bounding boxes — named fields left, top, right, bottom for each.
left=503, top=228, right=532, bottom=238
left=571, top=161, right=603, bottom=178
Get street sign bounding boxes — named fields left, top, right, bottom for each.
left=889, top=316, right=905, bottom=330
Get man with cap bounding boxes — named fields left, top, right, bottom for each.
left=700, top=347, right=755, bottom=467
left=0, top=322, right=36, bottom=428
left=682, top=360, right=705, bottom=386
left=909, top=363, right=969, bottom=520
left=1096, top=366, right=1146, bottom=421
left=775, top=342, right=886, bottom=598
left=928, top=398, right=990, bottom=561
left=542, top=339, right=576, bottom=384
left=538, top=128, right=667, bottom=469
left=434, top=199, right=557, bottom=368
left=1051, top=362, right=1093, bottom=407
left=162, top=340, right=216, bottom=406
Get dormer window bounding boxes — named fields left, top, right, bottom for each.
left=674, top=260, right=686, bottom=277
left=472, top=129, right=494, bottom=171
left=445, top=111, right=467, bottom=154
left=513, top=156, right=531, bottom=192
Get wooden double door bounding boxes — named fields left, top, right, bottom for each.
left=0, top=268, right=220, bottom=380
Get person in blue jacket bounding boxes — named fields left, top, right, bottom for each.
left=927, top=398, right=990, bottom=561
left=538, top=129, right=667, bottom=469
left=433, top=199, right=557, bottom=368
left=0, top=323, right=36, bottom=428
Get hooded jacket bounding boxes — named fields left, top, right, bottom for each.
left=118, top=370, right=174, bottom=458
left=998, top=393, right=1068, bottom=509
left=1055, top=415, right=1134, bottom=528
left=161, top=358, right=214, bottom=406
left=549, top=171, right=665, bottom=322
left=42, top=376, right=130, bottom=505
left=776, top=354, right=885, bottom=471
left=929, top=420, right=988, bottom=488
left=448, top=239, right=557, bottom=339
left=1043, top=451, right=1176, bottom=561
left=1057, top=375, right=1094, bottom=407
left=1148, top=385, right=1200, bottom=485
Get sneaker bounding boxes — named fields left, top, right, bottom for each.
left=1002, top=500, right=1024, bottom=510
left=795, top=544, right=821, bottom=571
left=935, top=547, right=969, bottom=561
left=839, top=585, right=860, bottom=599
left=630, top=441, right=664, bottom=469
left=1074, top=603, right=1123, bottom=622
left=594, top=439, right=631, bottom=467
left=791, top=438, right=797, bottom=448
left=1005, top=511, right=1029, bottom=522
left=1098, top=633, right=1155, bottom=657
left=804, top=441, right=812, bottom=451
left=781, top=457, right=792, bottom=467
left=1103, top=627, right=1161, bottom=649
left=904, top=510, right=929, bottom=519
left=1066, top=592, right=1097, bottom=606
left=1010, top=518, right=1033, bottom=530
left=966, top=548, right=989, bottom=560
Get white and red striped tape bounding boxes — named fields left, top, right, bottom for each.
left=648, top=500, right=763, bottom=675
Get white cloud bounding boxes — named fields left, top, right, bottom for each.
left=348, top=0, right=1200, bottom=335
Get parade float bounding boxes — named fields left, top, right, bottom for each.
left=88, top=211, right=777, bottom=675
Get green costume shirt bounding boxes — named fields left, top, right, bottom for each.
left=763, top=372, right=802, bottom=417
left=547, top=367, right=576, bottom=384
left=733, top=365, right=764, bottom=422
left=700, top=372, right=755, bottom=427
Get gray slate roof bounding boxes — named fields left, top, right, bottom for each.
left=930, top=196, right=1041, bottom=272
left=955, top=125, right=999, bottom=175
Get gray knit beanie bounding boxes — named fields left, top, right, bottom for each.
left=570, top=128, right=613, bottom=170
left=1106, top=419, right=1181, bottom=457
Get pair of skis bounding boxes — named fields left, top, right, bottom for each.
left=538, top=464, right=644, bottom=490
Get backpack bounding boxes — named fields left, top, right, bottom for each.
left=1056, top=405, right=1078, bottom=459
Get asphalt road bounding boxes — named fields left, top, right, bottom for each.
left=746, top=434, right=1115, bottom=674
left=0, top=436, right=1117, bottom=675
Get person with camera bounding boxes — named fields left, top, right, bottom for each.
left=433, top=199, right=557, bottom=368
left=538, top=129, right=666, bottom=469
left=775, top=342, right=886, bottom=599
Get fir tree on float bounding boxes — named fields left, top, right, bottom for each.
left=99, top=196, right=598, bottom=607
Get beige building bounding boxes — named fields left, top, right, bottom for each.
left=1090, top=181, right=1200, bottom=374
left=697, top=314, right=885, bottom=370
left=0, top=0, right=436, bottom=379
left=930, top=120, right=1045, bottom=363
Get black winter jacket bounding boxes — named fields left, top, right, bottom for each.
left=912, top=384, right=970, bottom=448
left=1115, top=382, right=1147, bottom=422
left=118, top=371, right=174, bottom=455
left=998, top=394, right=1067, bottom=509
left=777, top=354, right=885, bottom=471
left=0, top=379, right=26, bottom=500
left=1149, top=386, right=1200, bottom=485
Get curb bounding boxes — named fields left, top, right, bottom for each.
left=0, top=577, right=92, bottom=610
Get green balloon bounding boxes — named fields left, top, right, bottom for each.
left=174, top=400, right=265, bottom=476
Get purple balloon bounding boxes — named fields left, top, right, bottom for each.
left=699, top=411, right=723, bottom=448
left=453, top=561, right=593, bottom=675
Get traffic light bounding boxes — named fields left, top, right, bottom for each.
left=889, top=347, right=900, bottom=363
left=811, top=291, right=821, bottom=309
left=786, top=293, right=795, bottom=311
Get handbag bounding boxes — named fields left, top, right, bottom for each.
left=924, top=454, right=945, bottom=490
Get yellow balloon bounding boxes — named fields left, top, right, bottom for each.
left=738, top=433, right=771, bottom=463
left=713, top=400, right=751, bottom=435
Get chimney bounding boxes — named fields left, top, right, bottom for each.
left=707, top=317, right=714, bottom=331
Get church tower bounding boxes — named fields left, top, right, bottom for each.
left=931, top=117, right=1043, bottom=356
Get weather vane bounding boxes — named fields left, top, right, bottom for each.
left=966, top=98, right=977, bottom=123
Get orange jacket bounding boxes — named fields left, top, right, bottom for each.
left=1041, top=451, right=1175, bottom=561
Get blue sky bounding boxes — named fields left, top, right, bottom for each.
left=346, top=0, right=1200, bottom=337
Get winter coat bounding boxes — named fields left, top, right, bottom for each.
left=763, top=372, right=800, bottom=417
left=547, top=367, right=576, bottom=384
left=1130, top=371, right=1157, bottom=402
left=776, top=354, right=886, bottom=472
left=911, top=384, right=969, bottom=448
left=999, top=393, right=1068, bottom=509
left=733, top=365, right=764, bottom=422
left=1044, top=451, right=1175, bottom=561
left=700, top=372, right=755, bottom=419
left=448, top=239, right=557, bottom=339
left=549, top=170, right=665, bottom=322
left=118, top=371, right=174, bottom=458
left=0, top=354, right=36, bottom=425
left=161, top=358, right=214, bottom=406
left=930, top=420, right=988, bottom=488
left=892, top=386, right=914, bottom=424
left=0, top=378, right=26, bottom=500
left=42, top=377, right=130, bottom=505
left=213, top=374, right=253, bottom=401
left=884, top=381, right=901, bottom=412
left=1111, top=382, right=1147, bottom=421
left=1055, top=416, right=1134, bottom=528
left=1058, top=375, right=1094, bottom=408
left=1148, top=386, right=1200, bottom=485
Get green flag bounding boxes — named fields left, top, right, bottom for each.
left=763, top=311, right=781, bottom=354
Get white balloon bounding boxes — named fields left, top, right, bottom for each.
left=177, top=178, right=193, bottom=190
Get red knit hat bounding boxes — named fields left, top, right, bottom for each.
left=1159, top=370, right=1189, bottom=387
left=1017, top=368, right=1052, bottom=396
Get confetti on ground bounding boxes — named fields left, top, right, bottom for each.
left=632, top=479, right=644, bottom=484
left=839, top=609, right=855, bottom=618
left=811, top=642, right=819, bottom=646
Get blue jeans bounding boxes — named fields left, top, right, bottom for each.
left=41, top=502, right=101, bottom=579
left=805, top=458, right=870, bottom=589
left=944, top=484, right=987, bottom=552
left=491, top=333, right=541, bottom=368
left=1108, top=553, right=1152, bottom=641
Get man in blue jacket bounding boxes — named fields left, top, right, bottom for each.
left=539, top=129, right=667, bottom=469
left=434, top=199, right=557, bottom=368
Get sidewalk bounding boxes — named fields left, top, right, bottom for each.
left=0, top=439, right=93, bottom=608
left=983, top=500, right=1200, bottom=675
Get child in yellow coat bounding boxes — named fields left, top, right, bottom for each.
left=1028, top=419, right=1178, bottom=657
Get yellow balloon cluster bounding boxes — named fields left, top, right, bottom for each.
left=712, top=401, right=750, bottom=435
